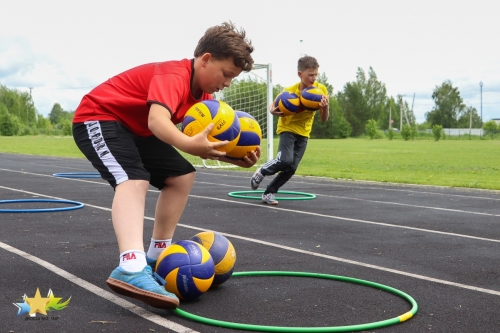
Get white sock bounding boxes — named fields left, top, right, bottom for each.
left=119, top=250, right=146, bottom=272
left=147, top=238, right=172, bottom=260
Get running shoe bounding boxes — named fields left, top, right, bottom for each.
left=106, top=265, right=179, bottom=309
left=251, top=168, right=264, bottom=190
left=262, top=193, right=278, bottom=205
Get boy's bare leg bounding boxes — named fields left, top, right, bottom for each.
left=112, top=179, right=149, bottom=253
left=152, top=172, right=196, bottom=240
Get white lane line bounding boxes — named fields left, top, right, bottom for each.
left=195, top=181, right=500, bottom=217
left=0, top=242, right=199, bottom=333
left=196, top=171, right=500, bottom=199
left=1, top=185, right=499, bottom=298
left=1, top=172, right=499, bottom=242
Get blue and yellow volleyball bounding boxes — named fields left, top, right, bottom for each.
left=155, top=240, right=215, bottom=300
left=182, top=100, right=241, bottom=153
left=190, top=231, right=236, bottom=286
left=225, top=111, right=262, bottom=160
left=300, top=86, right=325, bottom=110
left=275, top=91, right=301, bottom=116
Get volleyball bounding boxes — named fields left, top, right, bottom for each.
left=190, top=231, right=236, bottom=286
left=182, top=100, right=241, bottom=153
left=300, top=86, right=326, bottom=110
left=225, top=111, right=262, bottom=160
left=275, top=91, right=301, bottom=116
left=155, top=240, right=215, bottom=300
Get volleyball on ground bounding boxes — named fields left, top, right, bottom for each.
left=182, top=100, right=241, bottom=153
left=225, top=111, right=262, bottom=160
left=300, top=86, right=326, bottom=110
left=275, top=91, right=301, bottom=116
left=155, top=240, right=215, bottom=300
left=190, top=231, right=236, bottom=286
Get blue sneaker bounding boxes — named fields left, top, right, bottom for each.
left=146, top=256, right=157, bottom=271
left=106, top=266, right=179, bottom=309
left=262, top=193, right=278, bottom=205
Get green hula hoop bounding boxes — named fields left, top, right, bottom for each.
left=228, top=190, right=316, bottom=200
left=172, top=271, right=418, bottom=332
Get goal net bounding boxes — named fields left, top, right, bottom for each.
left=178, top=63, right=274, bottom=168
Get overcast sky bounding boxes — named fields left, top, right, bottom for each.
left=1, top=0, right=498, bottom=123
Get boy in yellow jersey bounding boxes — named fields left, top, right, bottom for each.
left=250, top=55, right=329, bottom=204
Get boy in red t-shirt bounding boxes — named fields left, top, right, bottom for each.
left=73, top=22, right=259, bottom=309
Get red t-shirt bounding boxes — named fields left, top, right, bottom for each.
left=73, top=58, right=212, bottom=137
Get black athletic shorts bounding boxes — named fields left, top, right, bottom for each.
left=73, top=121, right=196, bottom=190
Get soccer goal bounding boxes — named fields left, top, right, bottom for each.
left=179, top=63, right=274, bottom=168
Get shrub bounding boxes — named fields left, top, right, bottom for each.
left=401, top=124, right=412, bottom=141
left=483, top=120, right=498, bottom=139
left=365, top=119, right=378, bottom=139
left=387, top=128, right=395, bottom=140
left=0, top=112, right=21, bottom=136
left=432, top=124, right=443, bottom=141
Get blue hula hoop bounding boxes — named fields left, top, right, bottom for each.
left=53, top=172, right=101, bottom=179
left=0, top=199, right=85, bottom=213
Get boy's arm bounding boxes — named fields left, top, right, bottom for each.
left=148, top=103, right=227, bottom=160
left=319, top=95, right=329, bottom=122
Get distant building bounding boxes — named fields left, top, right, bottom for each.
left=492, top=118, right=500, bottom=125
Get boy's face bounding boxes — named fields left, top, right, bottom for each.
left=298, top=67, right=319, bottom=87
left=199, top=55, right=243, bottom=94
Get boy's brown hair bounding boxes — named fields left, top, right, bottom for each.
left=194, top=21, right=254, bottom=72
left=298, top=55, right=319, bottom=71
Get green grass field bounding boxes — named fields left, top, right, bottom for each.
left=1, top=135, right=499, bottom=190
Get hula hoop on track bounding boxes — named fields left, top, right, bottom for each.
left=0, top=199, right=85, bottom=213
left=53, top=172, right=101, bottom=178
left=228, top=190, right=316, bottom=201
left=172, top=271, right=418, bottom=332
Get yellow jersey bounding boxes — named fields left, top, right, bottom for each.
left=276, top=81, right=328, bottom=138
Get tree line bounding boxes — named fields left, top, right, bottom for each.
left=0, top=85, right=73, bottom=136
left=1, top=69, right=498, bottom=138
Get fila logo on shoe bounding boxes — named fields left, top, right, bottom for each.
left=154, top=242, right=167, bottom=248
left=121, top=252, right=137, bottom=261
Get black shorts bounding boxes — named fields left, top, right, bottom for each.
left=73, top=121, right=196, bottom=190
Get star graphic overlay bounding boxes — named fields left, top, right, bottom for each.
left=25, top=288, right=50, bottom=316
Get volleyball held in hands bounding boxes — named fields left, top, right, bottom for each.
left=275, top=91, right=301, bottom=116
left=182, top=100, right=241, bottom=153
left=190, top=231, right=236, bottom=286
left=225, top=111, right=262, bottom=160
left=300, top=86, right=326, bottom=110
left=155, top=240, right=215, bottom=300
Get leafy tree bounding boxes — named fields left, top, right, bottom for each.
left=49, top=103, right=65, bottom=124
left=336, top=67, right=388, bottom=137
left=425, top=80, right=465, bottom=127
left=457, top=106, right=482, bottom=128
left=337, top=82, right=370, bottom=136
left=61, top=119, right=73, bottom=136
left=317, top=72, right=333, bottom=96
left=483, top=120, right=498, bottom=138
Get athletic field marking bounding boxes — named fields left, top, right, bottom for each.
left=1, top=185, right=499, bottom=298
left=0, top=170, right=499, bottom=239
left=197, top=171, right=500, bottom=200
left=195, top=180, right=500, bottom=218
left=0, top=241, right=199, bottom=333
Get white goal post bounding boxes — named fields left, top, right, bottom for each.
left=179, top=63, right=274, bottom=168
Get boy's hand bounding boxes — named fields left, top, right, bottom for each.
left=269, top=102, right=285, bottom=117
left=319, top=95, right=329, bottom=109
left=188, top=124, right=228, bottom=160
left=221, top=146, right=261, bottom=168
